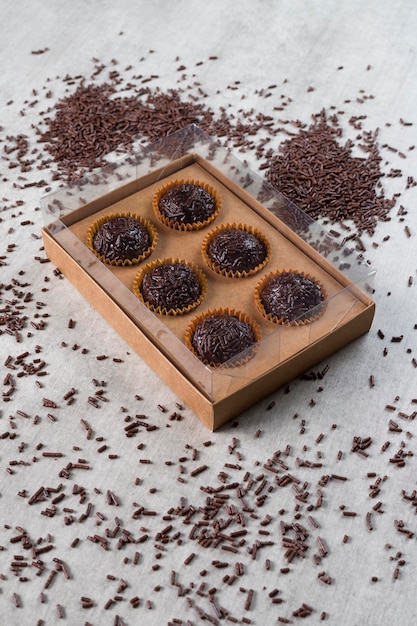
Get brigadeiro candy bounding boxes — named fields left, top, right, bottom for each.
left=255, top=270, right=327, bottom=325
left=133, top=258, right=207, bottom=315
left=186, top=308, right=261, bottom=367
left=153, top=179, right=221, bottom=231
left=87, top=212, right=157, bottom=266
left=202, top=222, right=270, bottom=277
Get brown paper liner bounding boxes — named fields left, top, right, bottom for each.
left=87, top=211, right=158, bottom=266
left=201, top=222, right=271, bottom=278
left=255, top=269, right=327, bottom=326
left=152, top=179, right=221, bottom=231
left=185, top=307, right=261, bottom=368
left=133, top=257, right=207, bottom=316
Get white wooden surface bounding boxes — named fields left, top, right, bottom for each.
left=1, top=1, right=417, bottom=624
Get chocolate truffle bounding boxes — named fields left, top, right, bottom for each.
left=190, top=313, right=257, bottom=366
left=258, top=271, right=325, bottom=323
left=139, top=261, right=203, bottom=313
left=156, top=181, right=219, bottom=229
left=206, top=226, right=269, bottom=275
left=92, top=215, right=152, bottom=263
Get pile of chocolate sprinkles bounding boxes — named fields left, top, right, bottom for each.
left=263, top=109, right=396, bottom=236
left=1, top=52, right=417, bottom=624
left=35, top=83, right=221, bottom=181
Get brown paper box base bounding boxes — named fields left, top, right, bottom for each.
left=42, top=150, right=375, bottom=431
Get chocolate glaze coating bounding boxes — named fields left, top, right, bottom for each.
left=158, top=183, right=216, bottom=225
left=93, top=216, right=151, bottom=262
left=260, top=271, right=325, bottom=322
left=140, top=262, right=202, bottom=311
left=207, top=228, right=267, bottom=273
left=192, top=314, right=256, bottom=365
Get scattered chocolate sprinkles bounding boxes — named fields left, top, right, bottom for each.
left=0, top=38, right=416, bottom=626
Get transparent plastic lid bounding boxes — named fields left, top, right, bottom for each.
left=41, top=124, right=376, bottom=404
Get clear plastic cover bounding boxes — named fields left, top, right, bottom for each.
left=41, top=124, right=376, bottom=404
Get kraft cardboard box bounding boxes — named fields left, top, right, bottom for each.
left=41, top=125, right=375, bottom=430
